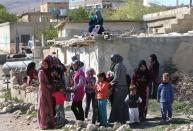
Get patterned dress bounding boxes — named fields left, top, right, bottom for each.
left=37, top=70, right=55, bottom=129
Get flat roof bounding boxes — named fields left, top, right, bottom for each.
left=41, top=2, right=69, bottom=6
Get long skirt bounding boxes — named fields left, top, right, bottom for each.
left=38, top=89, right=55, bottom=129
left=109, top=86, right=129, bottom=124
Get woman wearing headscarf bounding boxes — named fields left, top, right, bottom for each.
left=26, top=62, right=38, bottom=85
left=70, top=60, right=85, bottom=121
left=95, top=10, right=104, bottom=34
left=88, top=12, right=96, bottom=33
left=37, top=57, right=55, bottom=129
left=109, top=54, right=129, bottom=124
left=132, top=60, right=150, bottom=122
left=148, top=54, right=160, bottom=99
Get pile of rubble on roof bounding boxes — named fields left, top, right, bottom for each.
left=171, top=71, right=193, bottom=102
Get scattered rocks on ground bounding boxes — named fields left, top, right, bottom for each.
left=85, top=124, right=97, bottom=131
left=2, top=104, right=14, bottom=112
left=171, top=71, right=193, bottom=102
left=76, top=127, right=83, bottom=131
left=113, top=122, right=122, bottom=130
left=26, top=115, right=34, bottom=120
left=76, top=120, right=87, bottom=128
left=13, top=110, right=22, bottom=116
left=116, top=124, right=131, bottom=131
left=168, top=123, right=193, bottom=131
left=26, top=109, right=32, bottom=115
left=29, top=105, right=35, bottom=112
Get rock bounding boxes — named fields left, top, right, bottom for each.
left=85, top=124, right=97, bottom=131
left=29, top=105, right=35, bottom=112
left=76, top=120, right=86, bottom=128
left=27, top=123, right=30, bottom=126
left=23, top=103, right=32, bottom=110
left=81, top=128, right=86, bottom=131
left=113, top=122, right=122, bottom=130
left=116, top=124, right=130, bottom=131
left=26, top=109, right=32, bottom=115
left=26, top=115, right=33, bottom=120
left=32, top=118, right=37, bottom=123
left=76, top=127, right=82, bottom=131
left=2, top=104, right=14, bottom=112
left=107, top=127, right=114, bottom=131
left=13, top=110, right=22, bottom=116
left=99, top=126, right=106, bottom=130
left=65, top=124, right=77, bottom=130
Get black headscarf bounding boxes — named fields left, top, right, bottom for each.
left=136, top=60, right=149, bottom=76
left=110, top=54, right=123, bottom=64
left=150, top=54, right=158, bottom=62
left=149, top=54, right=159, bottom=78
left=27, top=62, right=36, bottom=75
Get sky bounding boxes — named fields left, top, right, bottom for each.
left=151, top=0, right=189, bottom=6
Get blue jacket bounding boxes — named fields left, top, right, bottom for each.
left=157, top=82, right=173, bottom=103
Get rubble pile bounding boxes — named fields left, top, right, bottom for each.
left=63, top=121, right=131, bottom=131
left=171, top=71, right=193, bottom=102
left=0, top=100, right=36, bottom=116
left=166, top=123, right=193, bottom=131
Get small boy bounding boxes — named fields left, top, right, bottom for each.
left=157, top=73, right=173, bottom=124
left=125, top=85, right=142, bottom=124
left=52, top=87, right=66, bottom=127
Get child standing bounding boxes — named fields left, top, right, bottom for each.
left=84, top=68, right=98, bottom=124
left=52, top=88, right=66, bottom=127
left=125, top=85, right=142, bottom=124
left=95, top=72, right=109, bottom=127
left=157, top=73, right=173, bottom=124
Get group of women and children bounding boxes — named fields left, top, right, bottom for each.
left=26, top=53, right=174, bottom=130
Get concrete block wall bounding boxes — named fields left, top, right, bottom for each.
left=11, top=87, right=38, bottom=106
left=53, top=35, right=193, bottom=76
left=58, top=21, right=145, bottom=38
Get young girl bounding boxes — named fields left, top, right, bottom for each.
left=95, top=72, right=109, bottom=127
left=52, top=87, right=66, bottom=127
left=85, top=68, right=98, bottom=124
left=125, top=85, right=142, bottom=124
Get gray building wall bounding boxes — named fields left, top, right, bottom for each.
left=0, top=22, right=53, bottom=53
left=55, top=36, right=193, bottom=76
left=0, top=23, right=11, bottom=53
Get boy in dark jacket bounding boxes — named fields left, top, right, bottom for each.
left=157, top=73, right=173, bottom=124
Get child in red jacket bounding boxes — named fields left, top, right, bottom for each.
left=52, top=87, right=66, bottom=127
left=95, top=72, right=109, bottom=126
